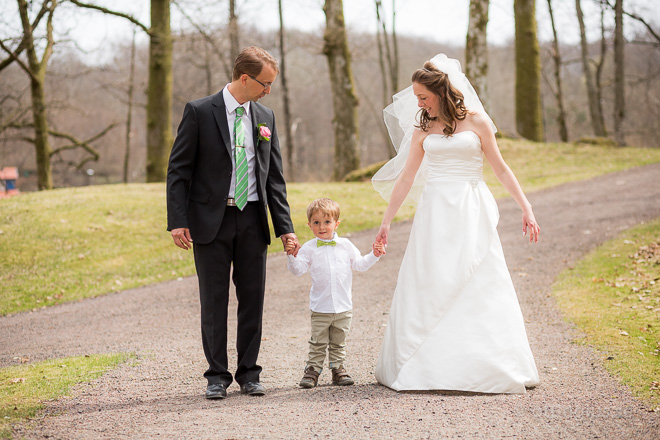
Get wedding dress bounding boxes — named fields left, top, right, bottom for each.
left=374, top=130, right=539, bottom=393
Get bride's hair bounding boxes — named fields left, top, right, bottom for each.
left=412, top=61, right=468, bottom=135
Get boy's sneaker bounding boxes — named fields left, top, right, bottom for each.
left=299, top=366, right=320, bottom=388
left=331, top=365, right=354, bottom=386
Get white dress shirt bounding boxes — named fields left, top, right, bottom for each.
left=223, top=85, right=258, bottom=202
left=287, top=233, right=380, bottom=313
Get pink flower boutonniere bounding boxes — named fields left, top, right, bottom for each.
left=257, top=123, right=271, bottom=142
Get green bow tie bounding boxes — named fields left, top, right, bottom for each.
left=317, top=240, right=336, bottom=247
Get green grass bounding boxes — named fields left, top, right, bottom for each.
left=553, top=219, right=660, bottom=409
left=0, top=353, right=132, bottom=438
left=1, top=139, right=659, bottom=316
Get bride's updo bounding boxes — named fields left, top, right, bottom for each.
left=412, top=61, right=468, bottom=135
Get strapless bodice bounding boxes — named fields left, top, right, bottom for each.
left=423, top=131, right=483, bottom=182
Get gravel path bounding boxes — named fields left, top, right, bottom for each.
left=3, top=163, right=660, bottom=439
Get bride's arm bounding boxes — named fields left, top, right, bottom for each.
left=473, top=114, right=540, bottom=243
left=375, top=130, right=426, bottom=245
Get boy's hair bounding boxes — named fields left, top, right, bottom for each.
left=306, top=198, right=340, bottom=222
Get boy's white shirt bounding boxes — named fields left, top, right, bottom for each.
left=286, top=232, right=380, bottom=313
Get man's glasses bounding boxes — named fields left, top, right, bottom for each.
left=249, top=75, right=273, bottom=90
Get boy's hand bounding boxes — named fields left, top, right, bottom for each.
left=373, top=241, right=386, bottom=257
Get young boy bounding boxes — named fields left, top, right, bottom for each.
left=286, top=198, right=385, bottom=388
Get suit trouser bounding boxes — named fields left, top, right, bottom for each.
left=193, top=202, right=267, bottom=387
left=306, top=310, right=353, bottom=371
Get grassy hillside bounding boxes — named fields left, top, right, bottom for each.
left=1, top=140, right=659, bottom=316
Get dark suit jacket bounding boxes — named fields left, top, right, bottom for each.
left=166, top=89, right=294, bottom=245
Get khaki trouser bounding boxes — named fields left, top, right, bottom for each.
left=306, top=310, right=353, bottom=372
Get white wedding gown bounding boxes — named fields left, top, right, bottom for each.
left=375, top=131, right=539, bottom=394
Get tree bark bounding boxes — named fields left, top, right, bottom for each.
left=278, top=0, right=295, bottom=181
left=613, top=0, right=625, bottom=145
left=514, top=0, right=544, bottom=141
left=323, top=0, right=360, bottom=180
left=19, top=0, right=55, bottom=190
left=124, top=30, right=137, bottom=184
left=466, top=0, right=490, bottom=112
left=229, top=0, right=239, bottom=64
left=546, top=0, right=568, bottom=142
left=576, top=0, right=607, bottom=137
left=374, top=0, right=396, bottom=158
left=146, top=0, right=172, bottom=182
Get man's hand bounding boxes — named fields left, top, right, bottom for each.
left=171, top=228, right=193, bottom=250
left=281, top=233, right=300, bottom=256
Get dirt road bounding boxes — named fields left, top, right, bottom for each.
left=3, top=163, right=660, bottom=439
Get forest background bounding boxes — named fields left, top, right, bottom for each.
left=1, top=0, right=658, bottom=191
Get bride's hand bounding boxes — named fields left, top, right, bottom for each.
left=375, top=223, right=390, bottom=246
left=522, top=208, right=540, bottom=243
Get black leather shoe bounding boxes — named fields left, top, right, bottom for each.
left=240, top=382, right=265, bottom=396
left=205, top=383, right=227, bottom=400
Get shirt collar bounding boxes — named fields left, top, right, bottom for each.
left=223, top=84, right=251, bottom=117
left=316, top=232, right=338, bottom=243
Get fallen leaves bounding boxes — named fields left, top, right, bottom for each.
left=9, top=378, right=26, bottom=384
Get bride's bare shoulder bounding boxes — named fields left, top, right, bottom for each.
left=411, top=127, right=429, bottom=143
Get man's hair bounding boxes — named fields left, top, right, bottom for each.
left=306, top=198, right=340, bottom=222
left=232, top=46, right=279, bottom=81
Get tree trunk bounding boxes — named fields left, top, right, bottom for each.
left=613, top=0, right=625, bottom=145
left=18, top=0, right=54, bottom=190
left=146, top=0, right=172, bottom=182
left=278, top=0, right=295, bottom=181
left=546, top=0, right=568, bottom=142
left=576, top=0, right=607, bottom=137
left=375, top=0, right=396, bottom=158
left=323, top=0, right=360, bottom=180
left=514, top=0, right=544, bottom=141
left=466, top=0, right=490, bottom=112
left=229, top=0, right=239, bottom=64
left=124, top=30, right=137, bottom=184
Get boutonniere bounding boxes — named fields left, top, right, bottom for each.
left=257, top=123, right=271, bottom=142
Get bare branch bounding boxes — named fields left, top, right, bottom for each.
left=49, top=122, right=120, bottom=158
left=0, top=39, right=39, bottom=82
left=171, top=0, right=232, bottom=79
left=69, top=0, right=150, bottom=34
left=602, top=0, right=660, bottom=44
left=0, top=0, right=53, bottom=71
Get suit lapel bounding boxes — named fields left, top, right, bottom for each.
left=212, top=89, right=232, bottom=158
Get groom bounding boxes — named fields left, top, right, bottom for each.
left=167, top=46, right=299, bottom=399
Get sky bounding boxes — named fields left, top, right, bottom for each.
left=3, top=0, right=658, bottom=63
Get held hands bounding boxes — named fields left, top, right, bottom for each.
left=282, top=233, right=300, bottom=256
left=171, top=228, right=193, bottom=250
left=372, top=222, right=390, bottom=257
left=522, top=207, right=540, bottom=243
left=372, top=241, right=386, bottom=257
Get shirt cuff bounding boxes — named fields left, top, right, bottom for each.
left=367, top=250, right=381, bottom=262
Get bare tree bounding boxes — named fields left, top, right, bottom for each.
left=466, top=0, right=490, bottom=112
left=323, top=0, right=360, bottom=180
left=546, top=0, right=568, bottom=141
left=71, top=0, right=172, bottom=182
left=514, top=0, right=544, bottom=141
left=229, top=0, right=239, bottom=64
left=278, top=0, right=295, bottom=180
left=374, top=0, right=398, bottom=157
left=0, top=0, right=57, bottom=189
left=124, top=30, right=137, bottom=183
left=613, top=0, right=625, bottom=145
left=172, top=1, right=233, bottom=86
left=576, top=0, right=607, bottom=136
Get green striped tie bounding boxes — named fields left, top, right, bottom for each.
left=234, top=106, right=248, bottom=210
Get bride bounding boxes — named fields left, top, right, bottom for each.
left=372, top=54, right=540, bottom=393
